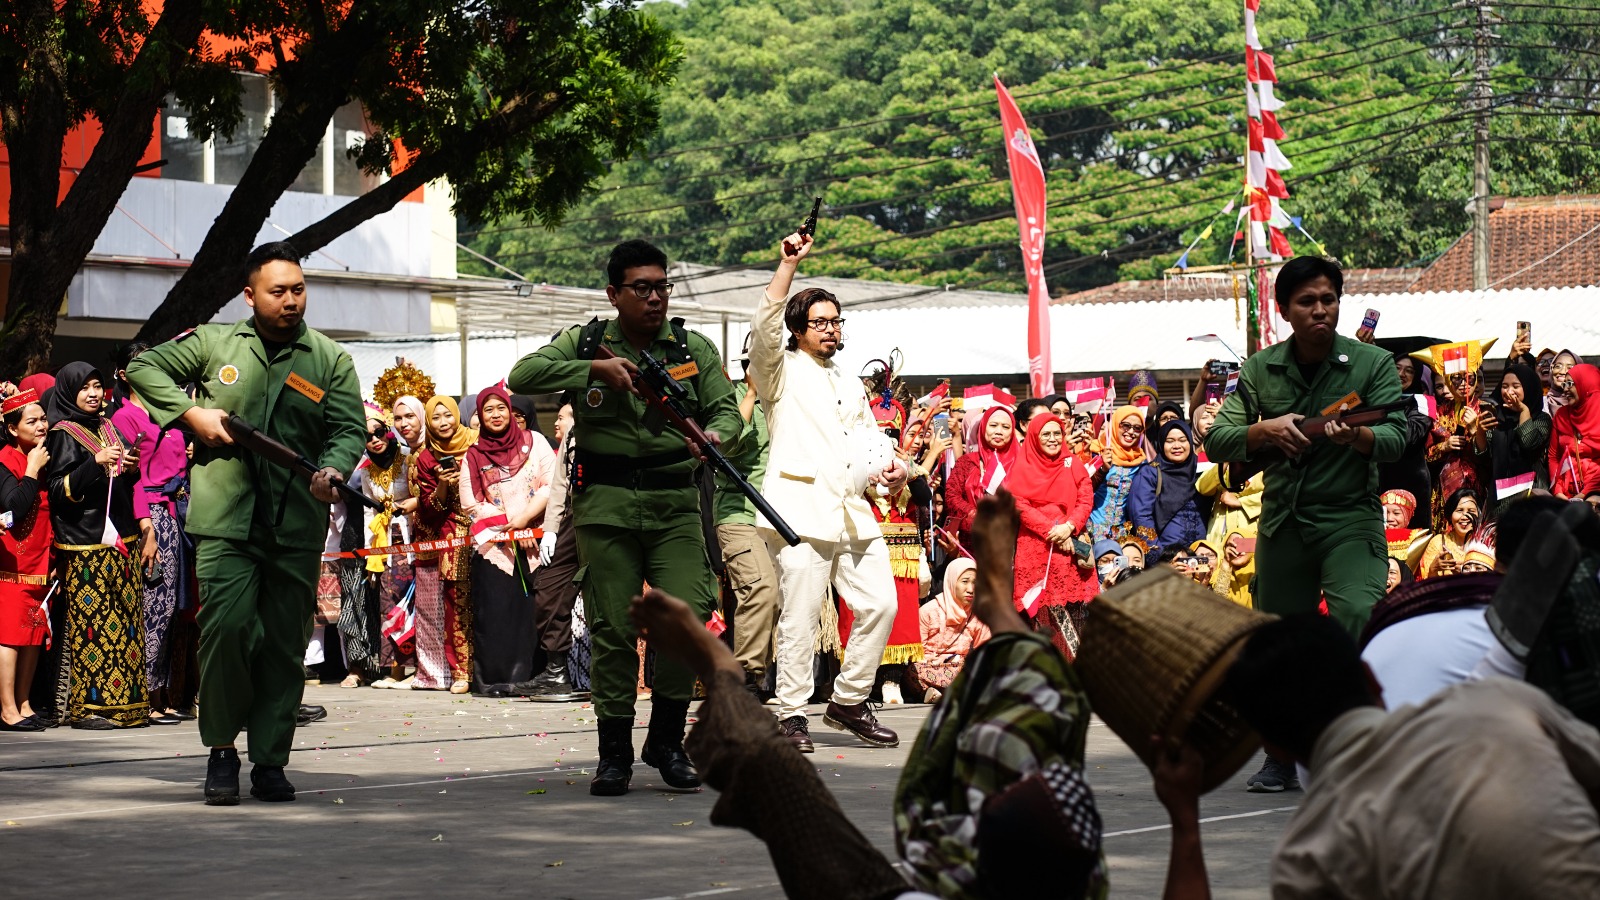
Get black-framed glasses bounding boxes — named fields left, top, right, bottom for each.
left=1118, top=422, right=1143, bottom=434
left=623, top=281, right=674, bottom=298
left=807, top=317, right=846, bottom=332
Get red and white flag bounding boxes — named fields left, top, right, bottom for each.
left=1496, top=472, right=1537, bottom=500
left=1415, top=394, right=1438, bottom=418
left=996, top=75, right=1053, bottom=399
left=1440, top=343, right=1469, bottom=375
left=1061, top=376, right=1109, bottom=412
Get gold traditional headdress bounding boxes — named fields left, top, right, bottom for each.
left=373, top=359, right=436, bottom=413
left=1409, top=338, right=1498, bottom=383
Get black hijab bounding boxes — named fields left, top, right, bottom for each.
left=1151, top=419, right=1199, bottom=531
left=1491, top=363, right=1547, bottom=478
left=1146, top=400, right=1185, bottom=434
left=45, top=362, right=108, bottom=429
left=509, top=394, right=542, bottom=437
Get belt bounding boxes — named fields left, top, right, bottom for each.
left=574, top=447, right=696, bottom=492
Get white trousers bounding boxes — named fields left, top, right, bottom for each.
left=771, top=535, right=898, bottom=719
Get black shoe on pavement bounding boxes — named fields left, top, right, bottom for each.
left=204, top=748, right=241, bottom=806
left=1245, top=755, right=1301, bottom=793
left=515, top=662, right=587, bottom=703
left=639, top=698, right=700, bottom=790
left=249, top=765, right=297, bottom=802
left=295, top=704, right=327, bottom=727
left=590, top=718, right=635, bottom=797
left=823, top=700, right=899, bottom=748
left=779, top=715, right=814, bottom=753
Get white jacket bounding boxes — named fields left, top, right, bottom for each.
left=749, top=290, right=883, bottom=543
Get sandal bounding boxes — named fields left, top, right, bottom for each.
left=149, top=711, right=183, bottom=725
left=370, top=677, right=397, bottom=690
left=339, top=674, right=364, bottom=689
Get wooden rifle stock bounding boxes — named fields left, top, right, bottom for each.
left=1240, top=399, right=1411, bottom=470
left=224, top=415, right=382, bottom=512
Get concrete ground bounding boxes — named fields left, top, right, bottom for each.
left=1, top=686, right=1295, bottom=898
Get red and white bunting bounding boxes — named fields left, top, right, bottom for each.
left=1245, top=0, right=1292, bottom=269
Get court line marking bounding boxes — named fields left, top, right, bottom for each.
left=1104, top=805, right=1298, bottom=837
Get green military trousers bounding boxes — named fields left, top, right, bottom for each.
left=193, top=531, right=319, bottom=765
left=576, top=520, right=717, bottom=720
left=1254, top=517, right=1388, bottom=638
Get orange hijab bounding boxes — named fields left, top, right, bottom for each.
left=1101, top=405, right=1148, bottom=467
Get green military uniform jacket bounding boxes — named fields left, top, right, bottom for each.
left=716, top=381, right=769, bottom=526
left=506, top=317, right=742, bottom=531
left=125, top=318, right=366, bottom=550
left=1204, top=333, right=1406, bottom=538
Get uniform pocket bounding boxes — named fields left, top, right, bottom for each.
left=575, top=385, right=621, bottom=420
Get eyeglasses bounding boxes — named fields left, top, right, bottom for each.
left=806, top=317, right=846, bottom=332
left=622, top=281, right=674, bottom=298
left=1118, top=422, right=1143, bottom=435
left=1553, top=363, right=1574, bottom=375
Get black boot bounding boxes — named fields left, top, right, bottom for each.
left=515, top=661, right=587, bottom=703
left=639, top=698, right=700, bottom=790
left=204, top=747, right=241, bottom=806
left=590, top=718, right=635, bottom=797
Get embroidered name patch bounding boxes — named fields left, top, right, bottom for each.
left=1320, top=391, right=1362, bottom=417
left=286, top=372, right=326, bottom=403
left=667, top=361, right=699, bottom=381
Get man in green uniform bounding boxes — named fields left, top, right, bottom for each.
left=507, top=239, right=742, bottom=797
left=126, top=242, right=365, bottom=805
left=1204, top=254, right=1405, bottom=792
left=716, top=335, right=780, bottom=697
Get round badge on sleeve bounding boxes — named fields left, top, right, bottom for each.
left=585, top=387, right=604, bottom=408
left=219, top=365, right=240, bottom=385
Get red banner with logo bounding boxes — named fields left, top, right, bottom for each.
left=995, top=75, right=1053, bottom=398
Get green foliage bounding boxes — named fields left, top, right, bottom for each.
left=465, top=0, right=1600, bottom=295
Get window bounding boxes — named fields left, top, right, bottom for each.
left=159, top=102, right=205, bottom=183
left=214, top=74, right=271, bottom=186
left=333, top=103, right=381, bottom=197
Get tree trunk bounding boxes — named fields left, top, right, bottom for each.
left=0, top=0, right=206, bottom=379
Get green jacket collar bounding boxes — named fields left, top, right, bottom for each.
left=236, top=318, right=312, bottom=365
left=602, top=317, right=676, bottom=346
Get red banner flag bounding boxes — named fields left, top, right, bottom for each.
left=995, top=75, right=1053, bottom=399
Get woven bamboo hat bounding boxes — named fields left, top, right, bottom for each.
left=1077, top=567, right=1276, bottom=792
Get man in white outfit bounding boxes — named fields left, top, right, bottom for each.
left=749, top=229, right=907, bottom=751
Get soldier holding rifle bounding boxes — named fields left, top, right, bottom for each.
left=1205, top=256, right=1407, bottom=636
left=507, top=239, right=742, bottom=797
left=126, top=242, right=365, bottom=806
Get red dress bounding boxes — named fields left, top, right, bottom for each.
left=0, top=445, right=52, bottom=646
left=838, top=492, right=926, bottom=665
left=943, top=453, right=983, bottom=549
left=1012, top=456, right=1096, bottom=612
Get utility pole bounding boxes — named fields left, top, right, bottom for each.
left=1471, top=1, right=1494, bottom=290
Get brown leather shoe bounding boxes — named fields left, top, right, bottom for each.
left=779, top=715, right=814, bottom=753
left=823, top=700, right=899, bottom=748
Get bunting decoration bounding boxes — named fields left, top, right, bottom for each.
left=1244, top=0, right=1298, bottom=348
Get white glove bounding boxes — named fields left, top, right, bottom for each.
left=539, top=530, right=559, bottom=565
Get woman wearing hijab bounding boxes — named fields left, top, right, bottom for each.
left=42, top=363, right=150, bottom=729
left=459, top=385, right=556, bottom=697
left=1215, top=531, right=1257, bottom=608
left=367, top=394, right=428, bottom=689
left=409, top=395, right=478, bottom=692
left=1551, top=363, right=1600, bottom=500
left=1488, top=363, right=1551, bottom=508
left=1377, top=352, right=1436, bottom=529
left=508, top=395, right=541, bottom=436
left=907, top=557, right=989, bottom=705
left=943, top=406, right=1017, bottom=550
left=1088, top=406, right=1148, bottom=542
left=1126, top=420, right=1211, bottom=562
left=1145, top=400, right=1184, bottom=434
left=1546, top=350, right=1584, bottom=414
left=1009, top=414, right=1096, bottom=659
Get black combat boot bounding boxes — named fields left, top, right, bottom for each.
left=639, top=698, right=700, bottom=790
left=590, top=717, right=635, bottom=797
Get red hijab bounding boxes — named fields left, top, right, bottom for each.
left=1009, top=413, right=1075, bottom=504
left=1555, top=364, right=1600, bottom=443
left=463, top=384, right=531, bottom=498
left=973, top=406, right=1018, bottom=479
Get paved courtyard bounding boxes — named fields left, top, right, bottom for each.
left=1, top=686, right=1295, bottom=898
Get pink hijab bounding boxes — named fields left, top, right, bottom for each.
left=923, top=558, right=990, bottom=654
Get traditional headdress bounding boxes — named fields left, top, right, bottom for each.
left=1410, top=339, right=1498, bottom=401
left=862, top=350, right=913, bottom=436
left=1461, top=539, right=1496, bottom=572
left=373, top=359, right=436, bottom=414
left=1114, top=524, right=1159, bottom=559
left=363, top=399, right=390, bottom=426
left=1126, top=370, right=1159, bottom=408
left=1, top=385, right=38, bottom=416
left=1379, top=489, right=1417, bottom=521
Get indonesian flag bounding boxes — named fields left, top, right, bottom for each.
left=996, top=75, right=1053, bottom=399
left=1062, top=376, right=1109, bottom=413
left=471, top=513, right=510, bottom=547
left=1496, top=472, right=1537, bottom=500
left=965, top=383, right=1019, bottom=411
left=1415, top=394, right=1438, bottom=418
left=1441, top=343, right=1469, bottom=375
